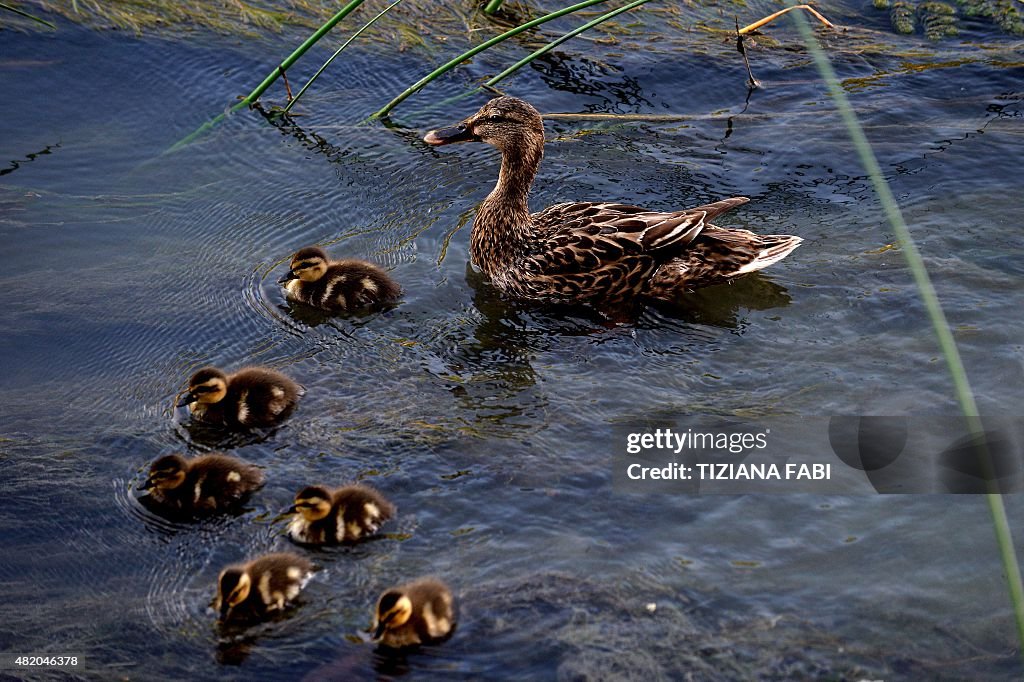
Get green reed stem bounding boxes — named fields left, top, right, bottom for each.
left=788, top=5, right=1024, bottom=655
left=484, top=0, right=650, bottom=88
left=373, top=0, right=611, bottom=119
left=1, top=1, right=57, bottom=28
left=168, top=0, right=366, bottom=151
left=483, top=0, right=505, bottom=14
left=283, top=0, right=404, bottom=115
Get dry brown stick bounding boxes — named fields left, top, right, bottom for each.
left=736, top=17, right=760, bottom=89
left=738, top=4, right=837, bottom=34
left=278, top=66, right=294, bottom=101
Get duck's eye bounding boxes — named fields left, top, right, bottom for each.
left=487, top=114, right=505, bottom=123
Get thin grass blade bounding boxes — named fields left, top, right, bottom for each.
left=1, top=1, right=57, bottom=28
left=788, top=4, right=1024, bottom=657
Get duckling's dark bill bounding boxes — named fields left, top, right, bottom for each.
left=176, top=393, right=194, bottom=408
left=424, top=124, right=478, bottom=146
left=278, top=271, right=298, bottom=283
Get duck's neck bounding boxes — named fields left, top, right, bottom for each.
left=471, top=141, right=543, bottom=276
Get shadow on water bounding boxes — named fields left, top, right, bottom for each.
left=531, top=52, right=654, bottom=112
left=644, top=275, right=794, bottom=330
left=174, top=410, right=296, bottom=451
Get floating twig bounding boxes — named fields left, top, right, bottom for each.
left=542, top=112, right=695, bottom=121
left=739, top=4, right=837, bottom=34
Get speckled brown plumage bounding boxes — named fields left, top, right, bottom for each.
left=424, top=97, right=801, bottom=310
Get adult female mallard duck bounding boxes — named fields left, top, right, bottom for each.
left=286, top=483, right=396, bottom=545
left=177, top=365, right=300, bottom=429
left=141, top=453, right=263, bottom=517
left=424, top=97, right=802, bottom=310
left=278, top=246, right=401, bottom=313
left=372, top=577, right=456, bottom=649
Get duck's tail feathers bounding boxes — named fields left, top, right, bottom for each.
left=733, top=233, right=803, bottom=276
left=645, top=228, right=802, bottom=301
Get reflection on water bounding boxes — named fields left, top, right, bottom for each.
left=2, top=7, right=1024, bottom=680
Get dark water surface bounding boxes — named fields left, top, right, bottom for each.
left=2, top=6, right=1024, bottom=680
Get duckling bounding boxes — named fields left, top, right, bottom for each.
left=278, top=246, right=401, bottom=313
left=372, top=577, right=456, bottom=649
left=141, top=453, right=263, bottom=517
left=424, top=97, right=802, bottom=310
left=177, top=366, right=300, bottom=429
left=287, top=484, right=396, bottom=545
left=214, top=552, right=314, bottom=623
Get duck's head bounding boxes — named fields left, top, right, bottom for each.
left=424, top=96, right=544, bottom=155
left=216, top=566, right=251, bottom=621
left=177, top=367, right=228, bottom=407
left=373, top=589, right=413, bottom=640
left=288, top=485, right=332, bottom=521
left=279, top=247, right=329, bottom=284
left=143, top=454, right=188, bottom=491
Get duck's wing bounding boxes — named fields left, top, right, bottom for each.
left=529, top=202, right=710, bottom=275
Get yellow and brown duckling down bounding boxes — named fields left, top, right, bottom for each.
left=278, top=246, right=401, bottom=313
left=178, top=366, right=300, bottom=429
left=214, top=552, right=314, bottom=623
left=141, top=453, right=263, bottom=517
left=372, top=577, right=456, bottom=649
left=287, top=484, right=396, bottom=545
left=424, top=96, right=802, bottom=309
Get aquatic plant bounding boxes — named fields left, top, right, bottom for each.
left=873, top=0, right=1023, bottom=38
left=875, top=0, right=959, bottom=39
left=956, top=0, right=1024, bottom=34
left=918, top=2, right=958, bottom=39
